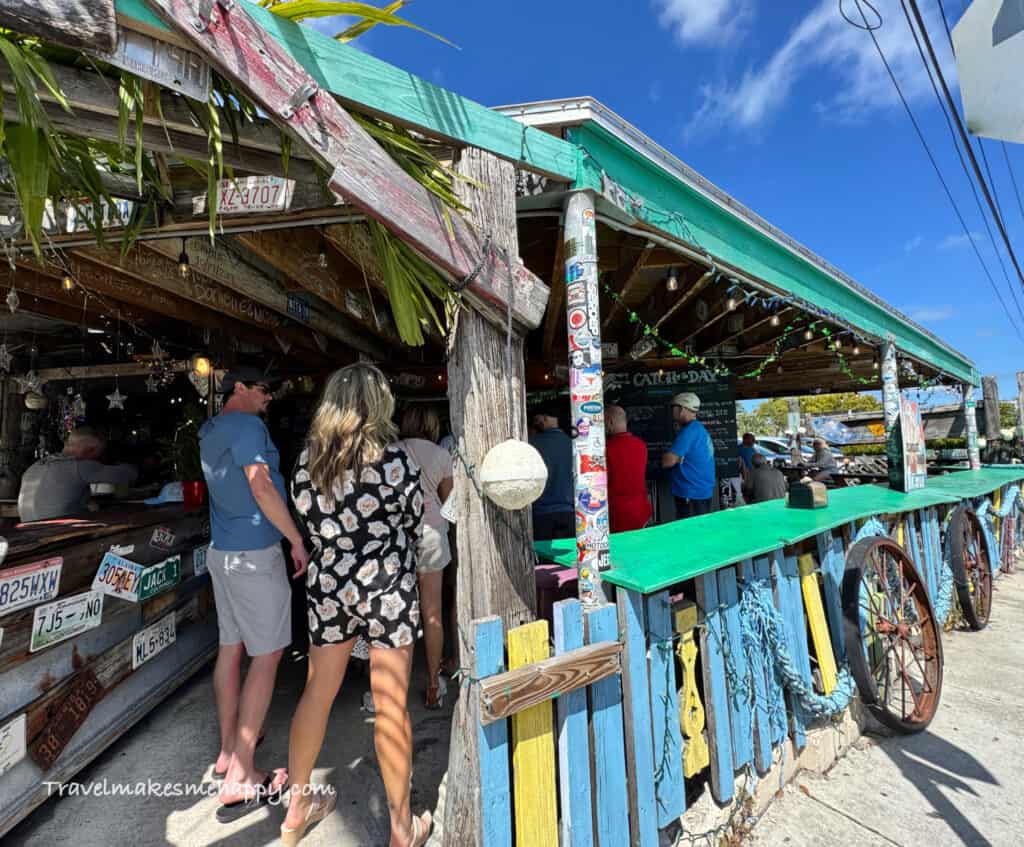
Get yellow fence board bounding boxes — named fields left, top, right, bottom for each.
left=507, top=620, right=558, bottom=847
left=797, top=553, right=838, bottom=694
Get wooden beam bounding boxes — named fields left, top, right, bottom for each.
left=654, top=268, right=716, bottom=334
left=142, top=0, right=549, bottom=333
left=701, top=308, right=793, bottom=357
left=602, top=242, right=655, bottom=332
left=542, top=229, right=566, bottom=360
left=139, top=238, right=387, bottom=358
left=0, top=1, right=115, bottom=52
left=479, top=639, right=622, bottom=725
left=35, top=361, right=189, bottom=381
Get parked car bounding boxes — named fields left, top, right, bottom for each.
left=737, top=438, right=789, bottom=469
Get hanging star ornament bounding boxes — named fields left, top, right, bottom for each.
left=151, top=340, right=166, bottom=361
left=16, top=370, right=43, bottom=394
left=0, top=344, right=11, bottom=372
left=6, top=289, right=19, bottom=314
left=106, top=387, right=127, bottom=410
left=145, top=373, right=158, bottom=393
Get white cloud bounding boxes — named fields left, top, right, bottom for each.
left=904, top=235, right=924, bottom=252
left=905, top=305, right=955, bottom=321
left=976, top=327, right=997, bottom=337
left=684, top=0, right=957, bottom=138
left=654, top=0, right=754, bottom=45
left=938, top=231, right=981, bottom=250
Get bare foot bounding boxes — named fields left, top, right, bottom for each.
left=219, top=767, right=287, bottom=805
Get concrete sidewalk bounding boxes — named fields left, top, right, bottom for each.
left=7, top=647, right=452, bottom=847
left=750, top=570, right=1024, bottom=847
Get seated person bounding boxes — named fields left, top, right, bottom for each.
left=809, top=438, right=838, bottom=483
left=18, top=427, right=138, bottom=522
left=743, top=452, right=788, bottom=503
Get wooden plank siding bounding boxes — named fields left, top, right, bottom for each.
left=716, top=566, right=753, bottom=771
left=695, top=572, right=735, bottom=804
left=774, top=550, right=810, bottom=750
left=473, top=617, right=512, bottom=847
left=816, top=530, right=847, bottom=665
left=740, top=559, right=774, bottom=774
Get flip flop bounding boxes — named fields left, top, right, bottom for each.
left=215, top=770, right=286, bottom=824
left=212, top=732, right=265, bottom=781
left=409, top=811, right=432, bottom=847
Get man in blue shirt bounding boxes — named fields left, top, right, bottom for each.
left=529, top=404, right=575, bottom=540
left=661, top=392, right=716, bottom=520
left=199, top=366, right=307, bottom=818
left=738, top=432, right=756, bottom=473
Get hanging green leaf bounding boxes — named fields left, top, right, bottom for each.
left=6, top=124, right=50, bottom=255
left=262, top=1, right=456, bottom=47
left=335, top=0, right=404, bottom=42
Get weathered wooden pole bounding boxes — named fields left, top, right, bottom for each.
left=1016, top=371, right=1024, bottom=440
left=443, top=148, right=538, bottom=847
left=981, top=374, right=1001, bottom=438
left=964, top=384, right=981, bottom=470
left=881, top=339, right=902, bottom=488
left=786, top=397, right=801, bottom=463
left=563, top=190, right=609, bottom=607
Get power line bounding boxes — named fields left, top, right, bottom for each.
left=905, top=0, right=1024, bottom=295
left=838, top=0, right=1024, bottom=341
left=896, top=0, right=1024, bottom=324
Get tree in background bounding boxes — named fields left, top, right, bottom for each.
left=1000, top=401, right=1017, bottom=431
left=736, top=392, right=882, bottom=436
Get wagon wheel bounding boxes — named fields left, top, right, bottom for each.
left=842, top=536, right=943, bottom=733
left=948, top=506, right=992, bottom=630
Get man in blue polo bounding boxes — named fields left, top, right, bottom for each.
left=661, top=392, right=716, bottom=520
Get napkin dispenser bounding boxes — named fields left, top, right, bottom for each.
left=787, top=481, right=828, bottom=509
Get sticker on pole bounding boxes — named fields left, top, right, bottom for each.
left=30, top=591, right=104, bottom=653
left=132, top=614, right=177, bottom=671
left=0, top=557, right=63, bottom=616
left=193, top=545, right=209, bottom=576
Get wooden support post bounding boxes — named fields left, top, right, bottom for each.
left=444, top=148, right=537, bottom=847
left=564, top=190, right=609, bottom=606
left=0, top=1, right=115, bottom=52
left=982, top=375, right=1001, bottom=439
left=881, top=339, right=902, bottom=488
left=786, top=398, right=801, bottom=463
left=964, top=384, right=981, bottom=470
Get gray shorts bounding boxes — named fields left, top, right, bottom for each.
left=206, top=544, right=291, bottom=656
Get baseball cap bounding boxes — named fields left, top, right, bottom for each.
left=219, top=366, right=279, bottom=396
left=671, top=392, right=700, bottom=412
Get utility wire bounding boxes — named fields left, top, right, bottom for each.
left=937, top=0, right=1024, bottom=230
left=905, top=0, right=1024, bottom=296
left=896, top=0, right=1024, bottom=324
left=838, top=0, right=1024, bottom=340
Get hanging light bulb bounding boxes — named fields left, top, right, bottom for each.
left=852, top=344, right=861, bottom=356
left=770, top=314, right=780, bottom=327
left=177, top=238, right=190, bottom=278
left=191, top=353, right=212, bottom=378
left=872, top=359, right=879, bottom=371
left=776, top=364, right=784, bottom=375
left=725, top=295, right=738, bottom=311
left=666, top=268, right=679, bottom=293
left=833, top=337, right=841, bottom=349
left=62, top=274, right=75, bottom=292
left=803, top=328, right=813, bottom=341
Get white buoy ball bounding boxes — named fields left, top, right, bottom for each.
left=479, top=438, right=549, bottom=510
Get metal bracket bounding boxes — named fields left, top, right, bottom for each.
left=281, top=82, right=319, bottom=119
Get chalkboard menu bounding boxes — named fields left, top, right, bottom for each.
left=603, top=368, right=739, bottom=478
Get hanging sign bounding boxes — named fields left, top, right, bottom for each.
left=93, top=26, right=210, bottom=102
left=0, top=557, right=63, bottom=616
left=92, top=553, right=144, bottom=602
left=30, top=591, right=104, bottom=653
left=193, top=545, right=208, bottom=577
left=132, top=613, right=177, bottom=671
left=29, top=669, right=104, bottom=771
left=891, top=396, right=928, bottom=493
left=192, top=176, right=296, bottom=215
left=0, top=713, right=26, bottom=777
left=138, top=555, right=181, bottom=602
left=149, top=526, right=177, bottom=551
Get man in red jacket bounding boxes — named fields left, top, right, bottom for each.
left=605, top=404, right=652, bottom=532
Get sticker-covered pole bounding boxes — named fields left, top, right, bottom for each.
left=964, top=384, right=981, bottom=470
left=1016, top=371, right=1024, bottom=441
left=881, top=339, right=901, bottom=488
left=563, top=190, right=609, bottom=607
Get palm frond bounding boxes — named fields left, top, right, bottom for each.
left=262, top=1, right=456, bottom=47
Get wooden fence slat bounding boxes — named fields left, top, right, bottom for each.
left=507, top=620, right=558, bottom=847
left=474, top=617, right=512, bottom=847
left=585, top=605, right=630, bottom=847
left=617, top=589, right=658, bottom=847
left=905, top=511, right=929, bottom=600
left=752, top=555, right=788, bottom=749
left=774, top=550, right=810, bottom=750
left=815, top=530, right=846, bottom=664
left=739, top=560, right=772, bottom=774
left=644, top=591, right=685, bottom=827
left=695, top=571, right=735, bottom=804
left=553, top=600, right=594, bottom=847
left=797, top=553, right=838, bottom=695
left=716, top=566, right=753, bottom=771
left=921, top=509, right=938, bottom=603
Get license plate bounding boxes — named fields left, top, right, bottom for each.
left=0, top=557, right=63, bottom=616
left=29, top=669, right=103, bottom=771
left=0, top=713, right=26, bottom=776
left=30, top=591, right=104, bottom=653
left=132, top=614, right=176, bottom=670
left=193, top=175, right=296, bottom=215
left=193, top=545, right=208, bottom=576
left=138, top=555, right=181, bottom=602
left=92, top=552, right=144, bottom=601
left=94, top=26, right=209, bottom=102
left=150, top=526, right=177, bottom=550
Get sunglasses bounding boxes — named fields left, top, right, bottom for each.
left=248, top=383, right=272, bottom=395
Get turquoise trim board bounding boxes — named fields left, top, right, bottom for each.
left=568, top=121, right=978, bottom=385
left=114, top=0, right=578, bottom=180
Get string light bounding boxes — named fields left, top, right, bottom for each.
left=803, top=328, right=813, bottom=341
left=852, top=344, right=861, bottom=356
left=770, top=314, right=780, bottom=327
left=62, top=274, right=75, bottom=292
left=177, top=238, right=190, bottom=278
left=873, top=359, right=879, bottom=370
left=725, top=295, right=738, bottom=311
left=666, top=268, right=679, bottom=293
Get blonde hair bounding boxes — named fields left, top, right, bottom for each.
left=399, top=404, right=441, bottom=443
left=306, top=363, right=397, bottom=492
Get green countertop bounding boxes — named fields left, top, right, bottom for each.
left=533, top=468, right=1024, bottom=594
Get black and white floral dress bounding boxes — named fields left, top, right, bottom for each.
left=292, top=444, right=424, bottom=649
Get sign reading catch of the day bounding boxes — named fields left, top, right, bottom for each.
left=30, top=591, right=104, bottom=653
left=138, top=555, right=181, bottom=602
left=92, top=553, right=144, bottom=601
left=0, top=557, right=62, bottom=616
left=0, top=713, right=26, bottom=776
left=132, top=614, right=177, bottom=671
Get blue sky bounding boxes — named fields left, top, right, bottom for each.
left=301, top=1, right=1023, bottom=401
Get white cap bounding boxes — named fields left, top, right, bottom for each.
left=672, top=392, right=700, bottom=412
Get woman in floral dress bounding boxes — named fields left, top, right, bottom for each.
left=281, top=363, right=431, bottom=847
